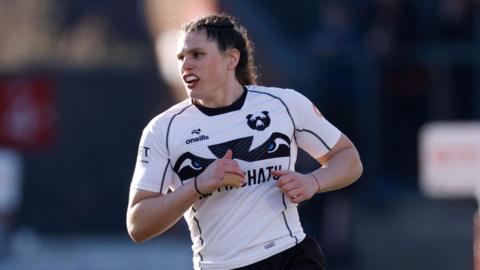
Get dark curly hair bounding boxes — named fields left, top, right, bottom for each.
left=181, top=14, right=259, bottom=85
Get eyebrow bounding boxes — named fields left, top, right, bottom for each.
left=176, top=47, right=205, bottom=58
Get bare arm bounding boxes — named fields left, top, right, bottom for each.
left=274, top=134, right=363, bottom=203
left=126, top=150, right=244, bottom=243
left=126, top=182, right=198, bottom=243
left=311, top=133, right=363, bottom=192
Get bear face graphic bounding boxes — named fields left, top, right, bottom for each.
left=173, top=132, right=290, bottom=181
left=246, top=111, right=270, bottom=131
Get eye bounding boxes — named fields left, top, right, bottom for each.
left=173, top=152, right=215, bottom=181
left=179, top=158, right=203, bottom=171
left=192, top=160, right=202, bottom=169
left=267, top=138, right=289, bottom=153
left=267, top=142, right=276, bottom=152
left=177, top=55, right=184, bottom=61
left=192, top=51, right=204, bottom=59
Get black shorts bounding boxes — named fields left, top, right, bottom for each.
left=233, top=236, right=327, bottom=270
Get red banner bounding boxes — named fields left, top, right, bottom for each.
left=0, top=76, right=57, bottom=150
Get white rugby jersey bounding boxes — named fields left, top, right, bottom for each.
left=131, top=85, right=341, bottom=270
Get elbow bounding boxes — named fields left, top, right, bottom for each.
left=356, top=160, right=363, bottom=181
left=127, top=223, right=147, bottom=244
left=128, top=223, right=163, bottom=244
left=126, top=218, right=166, bottom=244
left=127, top=213, right=153, bottom=244
left=129, top=233, right=145, bottom=244
left=127, top=210, right=144, bottom=243
left=351, top=158, right=363, bottom=183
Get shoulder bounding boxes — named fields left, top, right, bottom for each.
left=245, top=85, right=310, bottom=105
left=145, top=99, right=193, bottom=133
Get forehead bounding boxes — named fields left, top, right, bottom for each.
left=176, top=30, right=218, bottom=53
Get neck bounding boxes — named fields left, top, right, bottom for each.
left=194, top=81, right=244, bottom=108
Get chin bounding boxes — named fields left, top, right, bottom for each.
left=186, top=89, right=203, bottom=100
left=186, top=89, right=197, bottom=98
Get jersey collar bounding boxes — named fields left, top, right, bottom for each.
left=193, top=86, right=247, bottom=116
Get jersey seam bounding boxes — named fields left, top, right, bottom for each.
left=159, top=159, right=170, bottom=193
left=247, top=90, right=297, bottom=140
left=192, top=206, right=205, bottom=268
left=295, top=128, right=332, bottom=151
left=281, top=194, right=299, bottom=245
left=165, top=104, right=194, bottom=155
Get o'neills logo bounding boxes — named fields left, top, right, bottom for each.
left=186, top=135, right=210, bottom=144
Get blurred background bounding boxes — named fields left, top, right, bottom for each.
left=0, top=0, right=479, bottom=269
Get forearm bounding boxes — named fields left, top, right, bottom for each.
left=311, top=147, right=363, bottom=193
left=127, top=181, right=198, bottom=243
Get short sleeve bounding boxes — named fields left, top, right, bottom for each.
left=290, top=91, right=341, bottom=159
left=130, top=122, right=174, bottom=194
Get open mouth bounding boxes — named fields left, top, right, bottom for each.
left=183, top=74, right=200, bottom=88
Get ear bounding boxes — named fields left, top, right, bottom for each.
left=226, top=48, right=240, bottom=71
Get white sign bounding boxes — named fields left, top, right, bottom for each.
left=419, top=122, right=480, bottom=199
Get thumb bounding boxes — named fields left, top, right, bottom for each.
left=223, top=149, right=233, bottom=159
left=271, top=170, right=289, bottom=176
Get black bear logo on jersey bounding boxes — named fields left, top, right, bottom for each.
left=173, top=132, right=290, bottom=181
left=246, top=111, right=270, bottom=131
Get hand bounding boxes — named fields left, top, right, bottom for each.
left=196, top=149, right=245, bottom=194
left=272, top=170, right=319, bottom=204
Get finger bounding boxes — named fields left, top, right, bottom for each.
left=279, top=181, right=300, bottom=193
left=223, top=164, right=245, bottom=177
left=271, top=170, right=290, bottom=177
left=290, top=194, right=306, bottom=204
left=275, top=174, right=295, bottom=188
left=286, top=188, right=303, bottom=200
left=222, top=159, right=241, bottom=167
left=287, top=188, right=302, bottom=198
left=223, top=172, right=245, bottom=187
left=223, top=149, right=233, bottom=160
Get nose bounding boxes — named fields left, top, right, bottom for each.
left=180, top=56, right=193, bottom=72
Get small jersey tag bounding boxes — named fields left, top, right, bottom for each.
left=264, top=241, right=276, bottom=249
